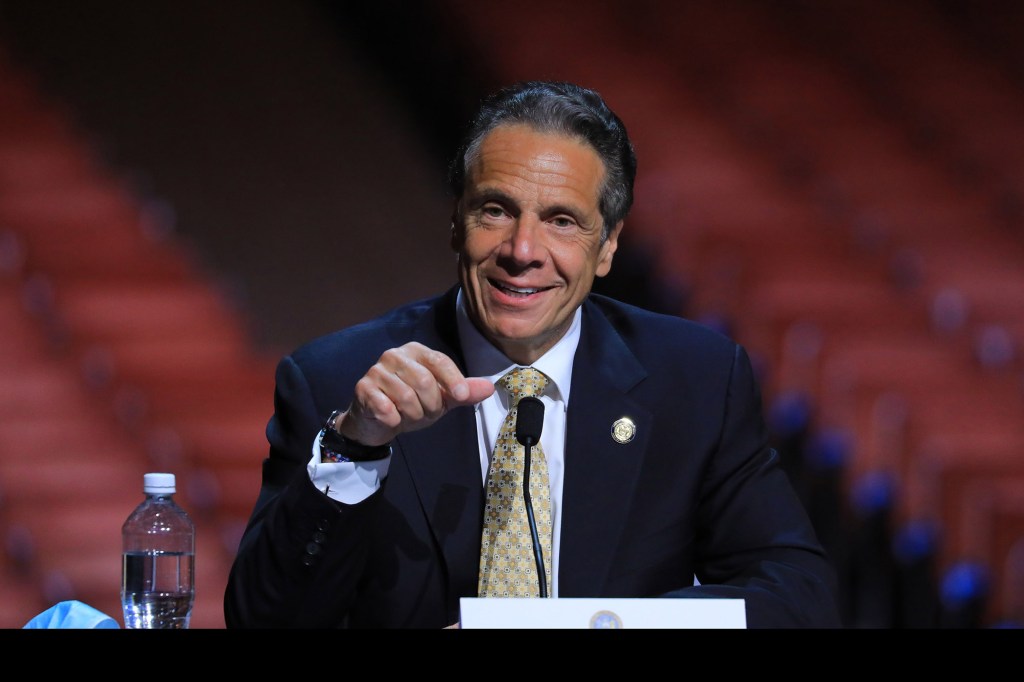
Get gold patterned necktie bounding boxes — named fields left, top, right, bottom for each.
left=477, top=367, right=553, bottom=598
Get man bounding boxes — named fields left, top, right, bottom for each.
left=224, top=80, right=841, bottom=628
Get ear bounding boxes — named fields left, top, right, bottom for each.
left=595, top=221, right=623, bottom=278
left=450, top=206, right=464, bottom=252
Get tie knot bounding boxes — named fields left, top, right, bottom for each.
left=502, top=367, right=548, bottom=404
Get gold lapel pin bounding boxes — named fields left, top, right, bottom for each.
left=611, top=417, right=636, bottom=444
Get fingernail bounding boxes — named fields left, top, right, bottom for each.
left=453, top=383, right=468, bottom=401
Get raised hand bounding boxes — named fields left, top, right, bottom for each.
left=332, top=341, right=495, bottom=447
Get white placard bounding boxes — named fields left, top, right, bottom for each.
left=459, top=597, right=746, bottom=629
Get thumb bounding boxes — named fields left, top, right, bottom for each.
left=463, top=377, right=496, bottom=404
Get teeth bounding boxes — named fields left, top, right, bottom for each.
left=497, top=282, right=540, bottom=295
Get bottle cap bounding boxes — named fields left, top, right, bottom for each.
left=143, top=472, right=176, bottom=494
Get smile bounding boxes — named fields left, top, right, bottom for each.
left=491, top=280, right=551, bottom=297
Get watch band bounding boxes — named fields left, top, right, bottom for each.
left=319, top=409, right=391, bottom=462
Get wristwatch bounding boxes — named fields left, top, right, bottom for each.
left=319, top=409, right=392, bottom=462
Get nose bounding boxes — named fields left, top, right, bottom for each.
left=504, top=215, right=543, bottom=266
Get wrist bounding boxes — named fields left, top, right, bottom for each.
left=319, top=410, right=391, bottom=463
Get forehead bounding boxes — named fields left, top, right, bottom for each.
left=466, top=125, right=606, bottom=205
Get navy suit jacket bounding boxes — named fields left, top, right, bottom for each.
left=224, top=287, right=841, bottom=628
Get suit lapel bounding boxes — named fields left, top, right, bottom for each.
left=393, top=288, right=485, bottom=600
left=559, top=299, right=652, bottom=597
left=392, top=290, right=653, bottom=599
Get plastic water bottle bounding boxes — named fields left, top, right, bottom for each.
left=121, top=472, right=195, bottom=629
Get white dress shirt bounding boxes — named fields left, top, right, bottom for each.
left=306, top=288, right=580, bottom=596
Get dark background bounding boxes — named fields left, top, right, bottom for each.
left=0, top=0, right=672, bottom=356
left=2, top=0, right=1023, bottom=631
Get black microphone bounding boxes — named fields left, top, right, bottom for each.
left=515, top=396, right=548, bottom=598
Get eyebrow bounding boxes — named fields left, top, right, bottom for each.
left=469, top=188, right=518, bottom=211
left=468, top=187, right=588, bottom=222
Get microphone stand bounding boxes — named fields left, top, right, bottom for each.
left=522, top=439, right=548, bottom=598
left=516, top=395, right=548, bottom=598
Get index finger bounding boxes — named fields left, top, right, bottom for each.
left=406, top=343, right=472, bottom=403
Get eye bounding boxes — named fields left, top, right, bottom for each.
left=549, top=215, right=577, bottom=229
left=481, top=205, right=507, bottom=219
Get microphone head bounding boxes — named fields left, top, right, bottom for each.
left=515, top=396, right=545, bottom=446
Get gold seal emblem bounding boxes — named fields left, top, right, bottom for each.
left=611, top=417, right=636, bottom=444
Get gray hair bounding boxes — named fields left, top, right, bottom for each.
left=449, top=81, right=637, bottom=240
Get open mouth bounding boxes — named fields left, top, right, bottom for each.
left=490, top=280, right=551, bottom=298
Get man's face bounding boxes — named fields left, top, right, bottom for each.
left=453, top=124, right=621, bottom=365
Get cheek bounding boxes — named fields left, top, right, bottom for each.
left=462, top=226, right=504, bottom=258
left=457, top=234, right=488, bottom=268
left=553, top=241, right=603, bottom=283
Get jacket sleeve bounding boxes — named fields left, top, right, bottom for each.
left=663, top=344, right=843, bottom=628
left=223, top=354, right=381, bottom=628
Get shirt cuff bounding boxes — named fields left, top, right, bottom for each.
left=307, top=434, right=391, bottom=504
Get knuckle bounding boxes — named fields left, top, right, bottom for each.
left=393, top=383, right=418, bottom=406
left=410, top=370, right=435, bottom=393
left=424, top=399, right=446, bottom=420
left=380, top=348, right=403, bottom=365
left=354, top=375, right=377, bottom=398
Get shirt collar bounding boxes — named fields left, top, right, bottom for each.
left=455, top=287, right=579, bottom=405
